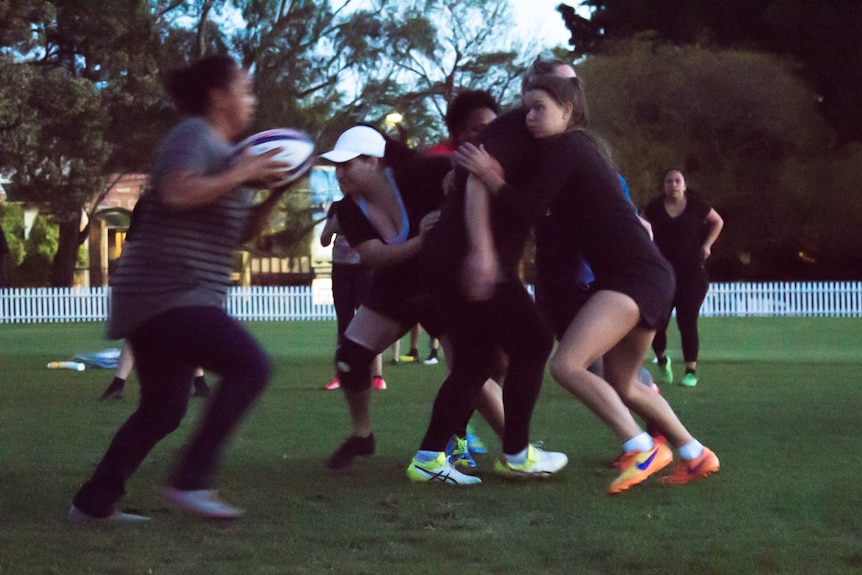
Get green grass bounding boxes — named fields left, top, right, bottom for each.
left=1, top=317, right=861, bottom=574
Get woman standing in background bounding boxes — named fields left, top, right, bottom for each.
left=644, top=169, right=724, bottom=387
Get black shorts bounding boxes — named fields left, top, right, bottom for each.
left=593, top=260, right=675, bottom=331
left=363, top=281, right=447, bottom=339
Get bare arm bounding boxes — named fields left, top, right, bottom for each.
left=320, top=211, right=339, bottom=247
left=702, top=208, right=724, bottom=261
left=462, top=174, right=503, bottom=300
left=353, top=210, right=440, bottom=269
left=159, top=148, right=289, bottom=210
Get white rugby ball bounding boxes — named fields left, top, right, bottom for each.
left=233, top=128, right=316, bottom=188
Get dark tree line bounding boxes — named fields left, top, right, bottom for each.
left=560, top=0, right=862, bottom=147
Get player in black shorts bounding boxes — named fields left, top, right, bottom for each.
left=404, top=59, right=579, bottom=485
left=514, top=73, right=720, bottom=494
left=318, top=126, right=503, bottom=476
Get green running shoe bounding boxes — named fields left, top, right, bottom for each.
left=658, top=356, right=673, bottom=385
left=680, top=372, right=698, bottom=387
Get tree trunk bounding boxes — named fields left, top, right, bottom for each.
left=51, top=216, right=83, bottom=287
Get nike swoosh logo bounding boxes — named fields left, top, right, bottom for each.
left=688, top=458, right=707, bottom=475
left=637, top=448, right=658, bottom=471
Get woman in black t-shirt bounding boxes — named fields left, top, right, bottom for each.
left=319, top=126, right=503, bottom=478
left=643, top=169, right=724, bottom=387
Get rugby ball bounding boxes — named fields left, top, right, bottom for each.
left=233, top=128, right=316, bottom=188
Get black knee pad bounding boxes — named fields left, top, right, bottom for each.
left=335, top=337, right=377, bottom=392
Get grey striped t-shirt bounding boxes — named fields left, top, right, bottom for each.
left=108, top=117, right=253, bottom=339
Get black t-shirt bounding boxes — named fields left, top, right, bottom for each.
left=542, top=131, right=666, bottom=287
left=423, top=107, right=579, bottom=282
left=644, top=192, right=712, bottom=274
left=335, top=154, right=450, bottom=295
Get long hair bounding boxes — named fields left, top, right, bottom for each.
left=522, top=74, right=589, bottom=130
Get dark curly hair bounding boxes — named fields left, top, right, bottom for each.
left=444, top=90, right=500, bottom=136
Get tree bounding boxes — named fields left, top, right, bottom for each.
left=1, top=0, right=550, bottom=284
left=560, top=0, right=862, bottom=147
left=0, top=1, right=177, bottom=286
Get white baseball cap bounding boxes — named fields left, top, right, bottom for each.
left=319, top=126, right=386, bottom=163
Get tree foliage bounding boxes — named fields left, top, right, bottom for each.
left=0, top=0, right=541, bottom=284
left=579, top=40, right=860, bottom=280
left=561, top=0, right=862, bottom=147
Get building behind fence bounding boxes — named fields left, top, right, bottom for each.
left=1, top=282, right=861, bottom=324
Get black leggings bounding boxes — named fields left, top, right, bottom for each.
left=332, top=263, right=372, bottom=336
left=420, top=280, right=554, bottom=454
left=652, top=271, right=709, bottom=364
left=73, top=307, right=271, bottom=517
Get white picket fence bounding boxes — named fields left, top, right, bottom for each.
left=1, top=282, right=861, bottom=324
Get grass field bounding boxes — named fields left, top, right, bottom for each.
left=1, top=317, right=861, bottom=574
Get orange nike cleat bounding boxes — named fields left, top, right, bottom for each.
left=660, top=447, right=719, bottom=485
left=608, top=442, right=673, bottom=495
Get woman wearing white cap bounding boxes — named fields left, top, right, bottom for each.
left=319, top=125, right=502, bottom=480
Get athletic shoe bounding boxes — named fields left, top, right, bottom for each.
left=406, top=452, right=482, bottom=485
left=372, top=376, right=387, bottom=390
left=398, top=355, right=418, bottom=363
left=323, top=377, right=340, bottom=390
left=445, top=435, right=477, bottom=468
left=327, top=434, right=375, bottom=469
left=68, top=504, right=149, bottom=523
left=680, top=372, right=698, bottom=387
left=494, top=444, right=568, bottom=479
left=608, top=442, right=673, bottom=494
left=657, top=357, right=673, bottom=384
left=466, top=432, right=487, bottom=454
left=611, top=435, right=666, bottom=469
left=164, top=487, right=245, bottom=519
left=422, top=356, right=439, bottom=365
left=99, top=382, right=124, bottom=401
left=660, top=447, right=719, bottom=485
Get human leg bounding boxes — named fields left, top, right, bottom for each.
left=328, top=306, right=408, bottom=468
left=675, top=274, right=709, bottom=385
left=164, top=308, right=272, bottom=491
left=550, top=291, right=647, bottom=441
left=73, top=316, right=198, bottom=517
left=100, top=340, right=135, bottom=400
left=603, top=323, right=718, bottom=488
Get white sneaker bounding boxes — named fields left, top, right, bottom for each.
left=406, top=452, right=482, bottom=485
left=494, top=444, right=568, bottom=479
left=164, top=487, right=245, bottom=519
left=68, top=504, right=150, bottom=523
left=422, top=357, right=439, bottom=365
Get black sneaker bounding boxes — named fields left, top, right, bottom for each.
left=327, top=434, right=375, bottom=469
left=99, top=380, right=125, bottom=401
left=192, top=381, right=211, bottom=398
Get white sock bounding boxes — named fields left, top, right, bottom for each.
left=415, top=450, right=443, bottom=464
left=623, top=432, right=654, bottom=453
left=678, top=440, right=704, bottom=460
left=504, top=446, right=529, bottom=465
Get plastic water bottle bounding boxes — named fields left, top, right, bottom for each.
left=46, top=361, right=86, bottom=371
